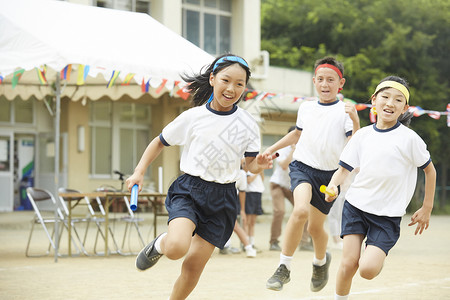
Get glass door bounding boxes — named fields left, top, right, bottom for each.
left=0, top=133, right=13, bottom=211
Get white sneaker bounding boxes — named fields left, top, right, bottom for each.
left=246, top=247, right=256, bottom=258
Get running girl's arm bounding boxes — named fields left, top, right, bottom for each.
left=126, top=136, right=165, bottom=192
left=408, top=161, right=436, bottom=235
left=345, top=102, right=360, bottom=139
left=324, top=166, right=350, bottom=202
left=246, top=152, right=274, bottom=174
left=263, top=129, right=301, bottom=156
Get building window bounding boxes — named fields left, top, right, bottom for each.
left=182, top=0, right=231, bottom=55
left=89, top=101, right=151, bottom=178
left=0, top=96, right=34, bottom=125
left=95, top=0, right=151, bottom=14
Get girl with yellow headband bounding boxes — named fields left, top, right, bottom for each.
left=324, top=76, right=437, bottom=300
left=127, top=54, right=274, bottom=299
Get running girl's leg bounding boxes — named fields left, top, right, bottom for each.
left=161, top=217, right=196, bottom=260
left=169, top=234, right=216, bottom=300
left=358, top=245, right=386, bottom=280
left=336, top=234, right=364, bottom=296
left=307, top=205, right=328, bottom=260
left=281, top=182, right=312, bottom=256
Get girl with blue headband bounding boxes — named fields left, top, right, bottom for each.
left=126, top=54, right=274, bottom=299
left=323, top=76, right=436, bottom=300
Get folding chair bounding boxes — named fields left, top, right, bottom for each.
left=120, top=195, right=146, bottom=255
left=25, top=187, right=87, bottom=257
left=95, top=185, right=146, bottom=255
left=59, top=188, right=120, bottom=256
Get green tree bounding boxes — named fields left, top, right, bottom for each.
left=261, top=0, right=450, bottom=208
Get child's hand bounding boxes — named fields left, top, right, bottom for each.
left=344, top=102, right=358, bottom=120
left=125, top=174, right=143, bottom=192
left=324, top=185, right=338, bottom=202
left=408, top=206, right=432, bottom=235
left=256, top=152, right=274, bottom=170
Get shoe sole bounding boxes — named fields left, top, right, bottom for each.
left=266, top=277, right=290, bottom=291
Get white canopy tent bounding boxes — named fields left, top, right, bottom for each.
left=0, top=0, right=213, bottom=261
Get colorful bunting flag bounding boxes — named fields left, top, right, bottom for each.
left=35, top=66, right=48, bottom=85
left=77, top=64, right=90, bottom=85
left=369, top=108, right=377, bottom=123
left=447, top=104, right=450, bottom=127
left=355, top=104, right=369, bottom=111
left=11, top=69, right=25, bottom=89
left=61, top=64, right=72, bottom=80
left=155, top=79, right=168, bottom=94
left=121, top=73, right=135, bottom=85
left=427, top=112, right=441, bottom=120
left=106, top=70, right=120, bottom=88
left=0, top=74, right=3, bottom=85
left=176, top=83, right=191, bottom=100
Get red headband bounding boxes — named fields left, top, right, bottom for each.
left=315, top=64, right=343, bottom=79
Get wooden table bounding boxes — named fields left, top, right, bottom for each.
left=59, top=191, right=166, bottom=257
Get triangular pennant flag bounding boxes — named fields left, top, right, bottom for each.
left=141, top=78, right=146, bottom=93
left=107, top=70, right=120, bottom=88
left=176, top=83, right=191, bottom=100
left=155, top=79, right=168, bottom=94
left=61, top=64, right=72, bottom=80
left=11, top=69, right=25, bottom=89
left=447, top=104, right=450, bottom=127
left=355, top=104, right=369, bottom=111
left=427, top=111, right=441, bottom=120
left=121, top=73, right=135, bottom=85
left=77, top=65, right=86, bottom=85
left=35, top=66, right=48, bottom=85
left=369, top=107, right=377, bottom=123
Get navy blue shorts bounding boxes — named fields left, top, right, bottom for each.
left=289, top=160, right=338, bottom=214
left=245, top=192, right=263, bottom=215
left=165, top=174, right=238, bottom=249
left=341, top=200, right=401, bottom=255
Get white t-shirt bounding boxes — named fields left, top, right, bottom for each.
left=269, top=145, right=292, bottom=189
left=340, top=122, right=431, bottom=217
left=294, top=100, right=353, bottom=171
left=160, top=103, right=261, bottom=184
left=246, top=171, right=265, bottom=193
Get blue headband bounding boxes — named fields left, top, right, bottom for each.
left=208, top=56, right=249, bottom=104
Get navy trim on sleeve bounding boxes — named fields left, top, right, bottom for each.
left=419, top=158, right=431, bottom=169
left=159, top=133, right=170, bottom=146
left=296, top=126, right=302, bottom=131
left=345, top=130, right=352, bottom=137
left=339, top=160, right=354, bottom=172
left=244, top=151, right=258, bottom=157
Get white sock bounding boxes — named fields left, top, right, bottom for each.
left=224, top=238, right=231, bottom=248
left=249, top=236, right=254, bottom=246
left=279, top=253, right=293, bottom=270
left=335, top=293, right=349, bottom=300
left=154, top=232, right=167, bottom=254
left=313, top=255, right=327, bottom=266
left=244, top=244, right=253, bottom=251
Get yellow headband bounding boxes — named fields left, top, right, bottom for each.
left=374, top=81, right=410, bottom=104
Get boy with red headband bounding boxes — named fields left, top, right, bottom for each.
left=265, top=57, right=360, bottom=292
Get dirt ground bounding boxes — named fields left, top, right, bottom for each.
left=1, top=211, right=449, bottom=300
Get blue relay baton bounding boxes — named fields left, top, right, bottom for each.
left=130, top=184, right=138, bottom=211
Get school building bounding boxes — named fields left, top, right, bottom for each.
left=0, top=0, right=317, bottom=212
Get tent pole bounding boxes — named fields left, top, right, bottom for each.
left=54, top=74, right=61, bottom=263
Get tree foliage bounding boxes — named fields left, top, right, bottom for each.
left=261, top=0, right=450, bottom=204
